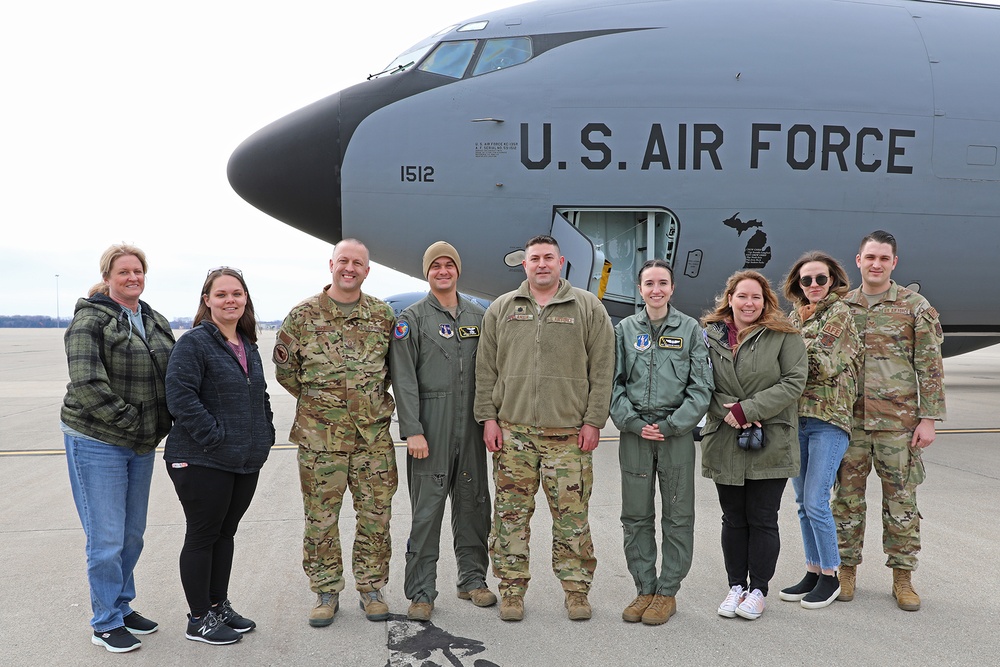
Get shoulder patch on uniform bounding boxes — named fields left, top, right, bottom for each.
left=821, top=323, right=843, bottom=337
left=394, top=321, right=410, bottom=339
left=458, top=325, right=480, bottom=338
left=273, top=344, right=289, bottom=365
left=924, top=307, right=939, bottom=320
left=658, top=336, right=684, bottom=349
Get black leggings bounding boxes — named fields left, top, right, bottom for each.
left=166, top=463, right=259, bottom=616
left=715, top=478, right=787, bottom=596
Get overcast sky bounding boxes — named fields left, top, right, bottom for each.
left=2, top=0, right=514, bottom=321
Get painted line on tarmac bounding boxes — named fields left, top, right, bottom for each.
left=0, top=436, right=624, bottom=457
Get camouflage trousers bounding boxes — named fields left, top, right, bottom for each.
left=297, top=427, right=398, bottom=594
left=490, top=424, right=596, bottom=597
left=832, top=428, right=925, bottom=569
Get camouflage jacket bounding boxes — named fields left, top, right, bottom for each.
left=61, top=294, right=175, bottom=453
left=274, top=287, right=395, bottom=451
left=789, top=294, right=861, bottom=434
left=846, top=281, right=946, bottom=431
left=474, top=278, right=614, bottom=431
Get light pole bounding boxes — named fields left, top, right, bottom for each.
left=55, top=274, right=60, bottom=328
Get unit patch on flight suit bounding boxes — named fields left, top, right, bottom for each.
left=634, top=334, right=652, bottom=351
left=658, top=336, right=684, bottom=349
left=458, top=326, right=481, bottom=338
left=439, top=323, right=454, bottom=338
left=394, top=321, right=410, bottom=340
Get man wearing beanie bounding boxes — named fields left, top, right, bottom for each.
left=390, top=241, right=496, bottom=622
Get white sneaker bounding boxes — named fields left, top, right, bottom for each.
left=717, top=585, right=745, bottom=618
left=736, top=588, right=766, bottom=620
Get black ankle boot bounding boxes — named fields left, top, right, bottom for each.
left=779, top=572, right=820, bottom=601
left=801, top=573, right=841, bottom=609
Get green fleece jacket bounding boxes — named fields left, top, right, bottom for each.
left=474, top=279, right=614, bottom=430
left=700, top=322, right=807, bottom=485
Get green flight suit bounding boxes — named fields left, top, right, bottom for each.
left=390, top=293, right=490, bottom=603
left=610, top=306, right=713, bottom=596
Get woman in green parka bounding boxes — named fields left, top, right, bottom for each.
left=700, top=270, right=807, bottom=621
left=610, top=259, right=713, bottom=626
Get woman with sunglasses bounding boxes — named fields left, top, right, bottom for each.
left=164, top=267, right=275, bottom=645
left=778, top=252, right=861, bottom=609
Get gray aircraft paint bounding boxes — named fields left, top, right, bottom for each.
left=229, top=0, right=1000, bottom=356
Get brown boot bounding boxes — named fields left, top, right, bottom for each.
left=641, top=595, right=676, bottom=626
left=406, top=601, right=433, bottom=622
left=458, top=587, right=498, bottom=607
left=892, top=568, right=921, bottom=611
left=499, top=595, right=524, bottom=622
left=565, top=591, right=592, bottom=621
left=838, top=565, right=856, bottom=601
left=622, top=594, right=654, bottom=623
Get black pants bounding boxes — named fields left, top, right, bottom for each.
left=715, top=478, right=787, bottom=596
left=166, top=463, right=259, bottom=616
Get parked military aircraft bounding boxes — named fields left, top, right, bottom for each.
left=228, top=0, right=1000, bottom=356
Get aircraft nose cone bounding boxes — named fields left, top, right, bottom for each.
left=227, top=91, right=343, bottom=242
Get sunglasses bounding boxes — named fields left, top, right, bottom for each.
left=799, top=274, right=829, bottom=287
left=207, top=266, right=243, bottom=276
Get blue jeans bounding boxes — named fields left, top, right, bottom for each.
left=794, top=418, right=850, bottom=571
left=64, top=433, right=155, bottom=631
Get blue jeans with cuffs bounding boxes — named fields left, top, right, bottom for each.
left=794, top=417, right=850, bottom=571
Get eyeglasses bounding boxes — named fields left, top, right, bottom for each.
left=799, top=274, right=829, bottom=287
left=207, top=266, right=243, bottom=276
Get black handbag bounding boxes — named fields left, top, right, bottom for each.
left=737, top=425, right=766, bottom=451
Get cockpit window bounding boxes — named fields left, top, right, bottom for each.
left=374, top=44, right=434, bottom=78
left=418, top=40, right=477, bottom=79
left=471, top=37, right=532, bottom=76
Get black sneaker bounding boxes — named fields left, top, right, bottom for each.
left=92, top=627, right=141, bottom=653
left=123, top=611, right=159, bottom=635
left=801, top=573, right=841, bottom=610
left=185, top=610, right=242, bottom=645
left=215, top=599, right=256, bottom=633
left=778, top=572, right=820, bottom=601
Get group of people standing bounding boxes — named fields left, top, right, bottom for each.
left=61, top=229, right=944, bottom=653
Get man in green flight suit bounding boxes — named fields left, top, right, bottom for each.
left=390, top=241, right=496, bottom=623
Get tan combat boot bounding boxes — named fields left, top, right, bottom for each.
left=641, top=595, right=676, bottom=626
left=499, top=595, right=524, bottom=622
left=622, top=594, right=654, bottom=623
left=892, top=568, right=921, bottom=611
left=458, top=587, right=498, bottom=607
left=838, top=565, right=856, bottom=601
left=565, top=591, right=592, bottom=621
left=407, top=601, right=433, bottom=622
left=308, top=592, right=339, bottom=627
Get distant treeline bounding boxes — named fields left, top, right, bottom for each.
left=0, top=316, right=282, bottom=329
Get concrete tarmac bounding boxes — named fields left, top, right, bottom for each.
left=1, top=328, right=997, bottom=666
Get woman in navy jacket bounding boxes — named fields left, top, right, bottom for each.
left=165, top=267, right=275, bottom=645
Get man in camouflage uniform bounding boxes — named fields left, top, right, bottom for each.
left=274, top=239, right=398, bottom=627
left=390, top=241, right=495, bottom=623
left=475, top=235, right=615, bottom=622
left=832, top=230, right=946, bottom=611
